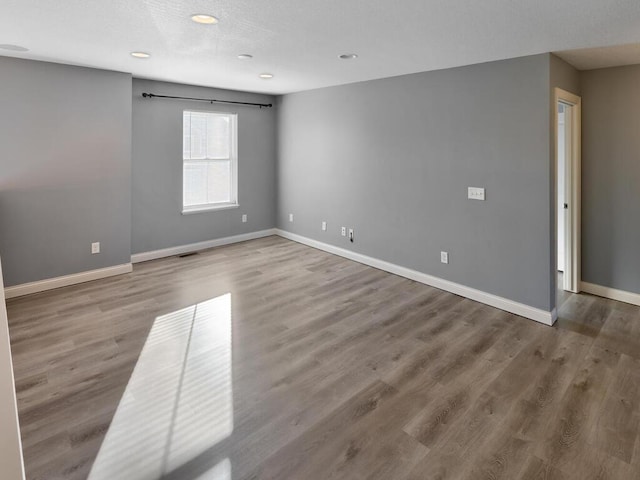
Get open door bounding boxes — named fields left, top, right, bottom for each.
left=555, top=88, right=581, bottom=294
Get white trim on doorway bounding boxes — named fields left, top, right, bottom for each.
left=554, top=88, right=582, bottom=294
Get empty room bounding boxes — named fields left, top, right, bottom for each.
left=1, top=1, right=640, bottom=479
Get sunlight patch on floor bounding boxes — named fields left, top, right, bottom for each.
left=88, top=294, right=233, bottom=480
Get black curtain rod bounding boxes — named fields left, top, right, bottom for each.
left=141, top=92, right=272, bottom=108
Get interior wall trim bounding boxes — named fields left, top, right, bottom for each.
left=5, top=229, right=278, bottom=298
left=581, top=281, right=640, bottom=307
left=0, top=258, right=26, bottom=479
left=4, top=263, right=133, bottom=299
left=131, top=229, right=278, bottom=264
left=4, top=228, right=562, bottom=327
left=276, top=229, right=557, bottom=326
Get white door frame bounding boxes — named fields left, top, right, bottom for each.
left=554, top=88, right=581, bottom=293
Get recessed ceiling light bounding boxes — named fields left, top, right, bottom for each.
left=259, top=73, right=274, bottom=79
left=339, top=53, right=358, bottom=60
left=237, top=54, right=253, bottom=60
left=0, top=44, right=29, bottom=52
left=191, top=14, right=218, bottom=24
left=131, top=52, right=151, bottom=59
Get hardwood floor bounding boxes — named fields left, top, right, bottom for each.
left=6, top=236, right=640, bottom=479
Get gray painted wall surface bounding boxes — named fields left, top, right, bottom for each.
left=550, top=54, right=581, bottom=96
left=0, top=57, right=132, bottom=287
left=132, top=80, right=277, bottom=254
left=278, top=54, right=553, bottom=311
left=581, top=66, right=640, bottom=294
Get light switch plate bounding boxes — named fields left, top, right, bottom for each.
left=468, top=187, right=485, bottom=201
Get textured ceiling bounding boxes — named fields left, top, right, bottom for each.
left=2, top=0, right=640, bottom=94
left=555, top=43, right=640, bottom=71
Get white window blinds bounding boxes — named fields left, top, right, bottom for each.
left=182, top=111, right=238, bottom=212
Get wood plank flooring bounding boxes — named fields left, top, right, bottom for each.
left=6, top=236, right=640, bottom=479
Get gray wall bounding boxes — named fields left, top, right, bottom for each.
left=277, top=54, right=554, bottom=311
left=10, top=52, right=633, bottom=306
left=550, top=54, right=581, bottom=96
left=0, top=57, right=132, bottom=287
left=132, top=80, right=277, bottom=254
left=581, top=65, right=640, bottom=294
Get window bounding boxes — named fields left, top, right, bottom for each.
left=182, top=110, right=238, bottom=213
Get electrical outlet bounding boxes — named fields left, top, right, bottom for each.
left=289, top=213, right=294, bottom=222
left=341, top=227, right=346, bottom=236
left=349, top=228, right=354, bottom=243
left=91, top=242, right=100, bottom=254
left=242, top=214, right=247, bottom=223
left=440, top=251, right=449, bottom=264
left=467, top=187, right=485, bottom=201
left=321, top=221, right=327, bottom=231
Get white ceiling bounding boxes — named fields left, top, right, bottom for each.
left=555, top=43, right=640, bottom=71
left=2, top=0, right=640, bottom=95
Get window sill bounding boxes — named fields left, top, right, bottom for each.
left=182, top=203, right=239, bottom=215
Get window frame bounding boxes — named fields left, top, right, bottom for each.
left=181, top=109, right=239, bottom=215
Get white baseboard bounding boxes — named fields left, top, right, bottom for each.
left=4, top=229, right=278, bottom=299
left=581, top=281, right=640, bottom=307
left=5, top=229, right=559, bottom=326
left=276, top=229, right=556, bottom=326
left=4, top=263, right=133, bottom=299
left=131, top=229, right=278, bottom=264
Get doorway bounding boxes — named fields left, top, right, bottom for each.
left=555, top=88, right=581, bottom=294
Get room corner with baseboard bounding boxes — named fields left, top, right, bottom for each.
left=276, top=54, right=557, bottom=317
